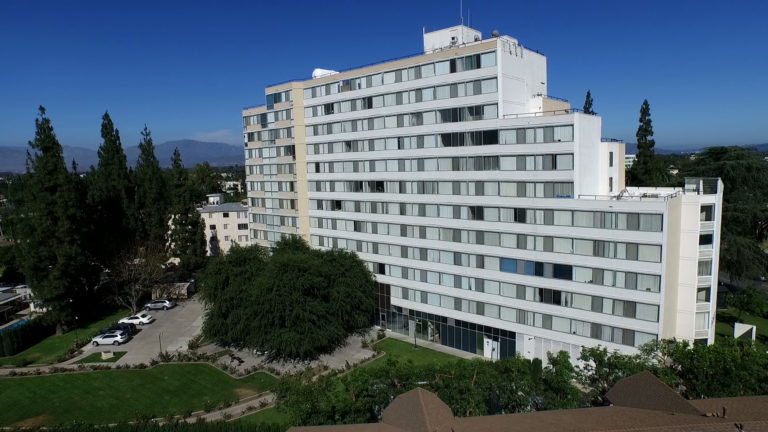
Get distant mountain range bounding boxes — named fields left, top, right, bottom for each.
left=0, top=139, right=244, bottom=173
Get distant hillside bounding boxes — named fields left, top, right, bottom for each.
left=0, top=145, right=99, bottom=173
left=624, top=143, right=684, bottom=155
left=0, top=140, right=244, bottom=173
left=125, top=139, right=244, bottom=168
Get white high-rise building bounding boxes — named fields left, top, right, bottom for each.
left=242, top=25, right=723, bottom=360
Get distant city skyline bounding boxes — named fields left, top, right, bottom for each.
left=1, top=0, right=766, bottom=149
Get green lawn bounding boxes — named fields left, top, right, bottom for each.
left=0, top=309, right=128, bottom=366
left=363, top=338, right=459, bottom=369
left=0, top=364, right=278, bottom=427
left=716, top=308, right=768, bottom=348
left=236, top=407, right=290, bottom=425
left=75, top=351, right=127, bottom=364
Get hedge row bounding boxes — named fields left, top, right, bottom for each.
left=41, top=422, right=286, bottom=432
left=0, top=316, right=55, bottom=357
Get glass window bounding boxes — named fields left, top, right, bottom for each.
left=480, top=52, right=496, bottom=67
left=435, top=61, right=450, bottom=75
left=420, top=63, right=435, bottom=78
left=552, top=316, right=570, bottom=333
left=639, top=214, right=663, bottom=232
left=435, top=85, right=451, bottom=99
left=638, top=245, right=661, bottom=262
left=636, top=304, right=659, bottom=322
left=700, top=205, right=715, bottom=222
left=698, top=260, right=712, bottom=276
left=481, top=78, right=497, bottom=94
left=556, top=154, right=574, bottom=170
left=695, top=312, right=710, bottom=330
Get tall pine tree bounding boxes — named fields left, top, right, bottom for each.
left=167, top=148, right=206, bottom=278
left=88, top=112, right=135, bottom=265
left=133, top=126, right=169, bottom=247
left=628, top=99, right=666, bottom=186
left=14, top=107, right=97, bottom=332
left=583, top=90, right=595, bottom=114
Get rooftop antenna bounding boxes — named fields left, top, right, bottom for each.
left=460, top=0, right=464, bottom=25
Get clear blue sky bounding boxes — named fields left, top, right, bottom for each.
left=1, top=0, right=766, bottom=150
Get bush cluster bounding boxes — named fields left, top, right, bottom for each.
left=0, top=316, right=55, bottom=357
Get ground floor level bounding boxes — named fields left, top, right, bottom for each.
left=374, top=282, right=586, bottom=362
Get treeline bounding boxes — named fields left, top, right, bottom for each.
left=4, top=107, right=220, bottom=332
left=33, top=422, right=285, bottom=432
left=275, top=338, right=768, bottom=426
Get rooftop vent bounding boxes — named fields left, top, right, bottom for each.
left=312, top=68, right=338, bottom=79
left=491, top=29, right=500, bottom=37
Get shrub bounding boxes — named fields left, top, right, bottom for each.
left=0, top=316, right=55, bottom=357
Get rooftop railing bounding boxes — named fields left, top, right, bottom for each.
left=685, top=178, right=720, bottom=195
left=601, top=138, right=624, bottom=143
left=579, top=191, right=681, bottom=202
left=503, top=108, right=589, bottom=119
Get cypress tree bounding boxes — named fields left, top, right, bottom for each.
left=629, top=99, right=665, bottom=186
left=133, top=126, right=169, bottom=247
left=88, top=112, right=135, bottom=265
left=167, top=149, right=206, bottom=278
left=582, top=90, right=595, bottom=114
left=14, top=107, right=97, bottom=332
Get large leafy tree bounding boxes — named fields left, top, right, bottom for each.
left=628, top=99, right=667, bottom=186
left=88, top=112, right=135, bottom=265
left=681, top=146, right=768, bottom=280
left=133, top=126, right=169, bottom=247
left=188, top=162, right=222, bottom=203
left=13, top=107, right=98, bottom=332
left=199, top=236, right=375, bottom=360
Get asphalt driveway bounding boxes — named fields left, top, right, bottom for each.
left=82, top=298, right=204, bottom=365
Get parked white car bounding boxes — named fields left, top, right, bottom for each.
left=119, top=313, right=154, bottom=326
left=92, top=330, right=129, bottom=346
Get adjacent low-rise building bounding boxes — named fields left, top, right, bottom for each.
left=243, top=25, right=723, bottom=361
left=198, top=193, right=250, bottom=255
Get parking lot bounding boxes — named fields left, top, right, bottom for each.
left=81, top=298, right=204, bottom=365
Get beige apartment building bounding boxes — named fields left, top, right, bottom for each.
left=242, top=25, right=723, bottom=361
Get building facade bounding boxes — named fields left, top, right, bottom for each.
left=243, top=25, right=723, bottom=361
left=198, top=194, right=251, bottom=255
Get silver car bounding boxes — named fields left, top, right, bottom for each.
left=143, top=299, right=176, bottom=311
left=92, top=330, right=129, bottom=346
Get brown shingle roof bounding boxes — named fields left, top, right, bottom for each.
left=689, top=396, right=768, bottom=421
left=605, top=371, right=704, bottom=416
left=381, top=388, right=454, bottom=432
left=289, top=375, right=768, bottom=432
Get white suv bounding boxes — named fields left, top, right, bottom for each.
left=92, top=331, right=129, bottom=346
